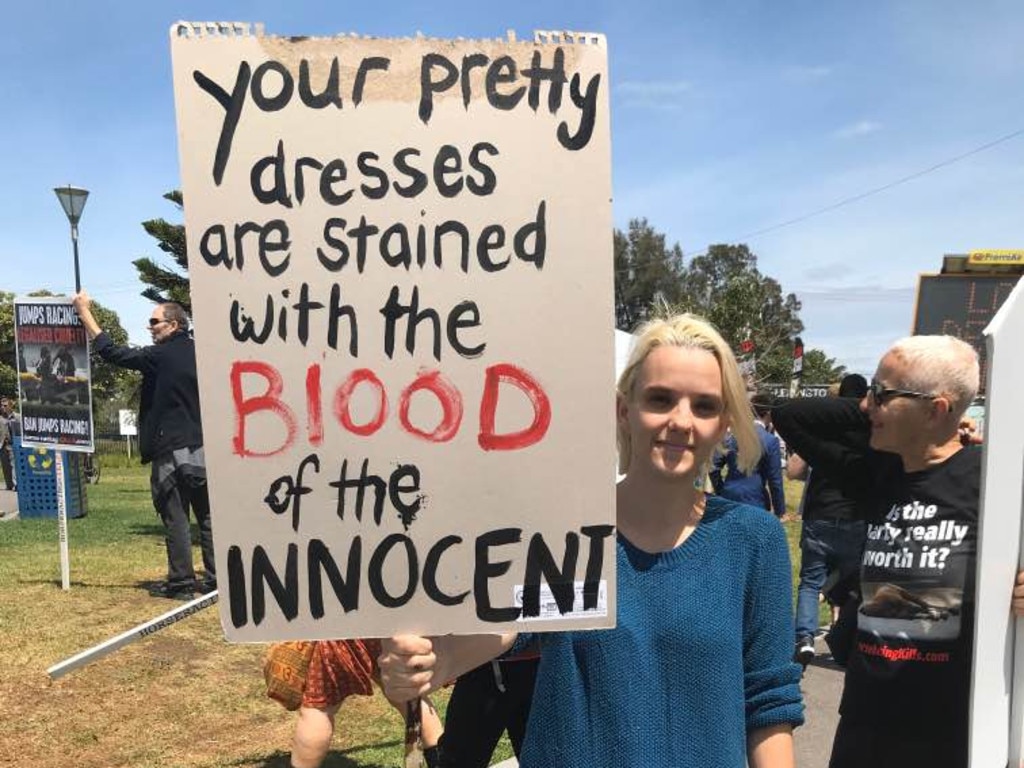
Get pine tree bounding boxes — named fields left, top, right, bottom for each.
left=132, top=190, right=192, bottom=314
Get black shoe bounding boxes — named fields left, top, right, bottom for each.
left=149, top=583, right=195, bottom=601
left=794, top=636, right=815, bottom=667
left=196, top=579, right=217, bottom=594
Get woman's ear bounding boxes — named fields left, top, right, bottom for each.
left=616, top=393, right=629, bottom=428
left=716, top=410, right=731, bottom=442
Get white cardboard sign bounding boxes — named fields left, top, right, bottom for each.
left=969, top=277, right=1024, bottom=766
left=118, top=409, right=138, bottom=436
left=170, top=23, right=616, bottom=641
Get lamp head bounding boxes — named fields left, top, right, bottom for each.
left=54, top=185, right=89, bottom=225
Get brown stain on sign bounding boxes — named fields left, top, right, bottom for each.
left=253, top=32, right=591, bottom=105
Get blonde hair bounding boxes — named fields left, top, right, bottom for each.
left=886, top=335, right=979, bottom=418
left=616, top=314, right=762, bottom=475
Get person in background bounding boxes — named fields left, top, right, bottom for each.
left=787, top=374, right=869, bottom=669
left=285, top=640, right=443, bottom=768
left=436, top=653, right=539, bottom=768
left=73, top=292, right=214, bottom=600
left=379, top=314, right=803, bottom=768
left=710, top=393, right=786, bottom=517
left=0, top=398, right=17, bottom=491
left=774, top=336, right=983, bottom=767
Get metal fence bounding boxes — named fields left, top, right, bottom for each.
left=91, top=433, right=141, bottom=466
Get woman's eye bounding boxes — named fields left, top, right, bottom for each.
left=693, top=399, right=723, bottom=417
left=644, top=392, right=672, bottom=409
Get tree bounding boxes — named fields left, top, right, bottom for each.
left=671, top=243, right=804, bottom=384
left=614, top=218, right=685, bottom=331
left=0, top=292, right=16, bottom=398
left=133, top=190, right=192, bottom=314
left=800, top=349, right=847, bottom=385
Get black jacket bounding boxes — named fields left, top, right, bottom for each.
left=93, top=331, right=204, bottom=463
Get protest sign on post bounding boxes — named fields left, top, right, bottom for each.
left=13, top=297, right=94, bottom=452
left=968, top=278, right=1024, bottom=767
left=118, top=409, right=137, bottom=436
left=119, top=410, right=137, bottom=460
left=13, top=295, right=94, bottom=591
left=170, top=23, right=616, bottom=641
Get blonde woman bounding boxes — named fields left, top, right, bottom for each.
left=380, top=314, right=803, bottom=767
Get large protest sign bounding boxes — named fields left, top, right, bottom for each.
left=170, top=23, right=616, bottom=641
left=13, top=297, right=94, bottom=452
left=968, top=278, right=1024, bottom=766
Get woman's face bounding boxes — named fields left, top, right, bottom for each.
left=618, top=345, right=729, bottom=481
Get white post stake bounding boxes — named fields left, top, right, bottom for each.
left=47, top=591, right=219, bottom=679
left=55, top=450, right=71, bottom=591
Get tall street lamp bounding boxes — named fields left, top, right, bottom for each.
left=54, top=185, right=89, bottom=292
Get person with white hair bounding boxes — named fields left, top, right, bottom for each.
left=774, top=335, right=983, bottom=768
left=378, top=313, right=803, bottom=768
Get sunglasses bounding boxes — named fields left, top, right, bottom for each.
left=867, top=378, right=935, bottom=406
left=148, top=318, right=168, bottom=328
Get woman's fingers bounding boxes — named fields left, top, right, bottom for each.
left=379, top=636, right=439, bottom=702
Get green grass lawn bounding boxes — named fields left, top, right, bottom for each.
left=1, top=464, right=474, bottom=768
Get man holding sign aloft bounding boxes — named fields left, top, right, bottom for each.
left=74, top=292, right=215, bottom=600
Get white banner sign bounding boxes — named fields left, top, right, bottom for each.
left=118, top=409, right=138, bottom=436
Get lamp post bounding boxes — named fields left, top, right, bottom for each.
left=54, top=185, right=89, bottom=292
left=52, top=184, right=89, bottom=591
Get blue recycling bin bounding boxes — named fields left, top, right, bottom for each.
left=13, top=437, right=88, bottom=518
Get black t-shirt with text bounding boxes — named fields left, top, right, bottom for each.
left=774, top=398, right=981, bottom=730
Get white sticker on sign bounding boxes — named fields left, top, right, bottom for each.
left=513, top=580, right=608, bottom=622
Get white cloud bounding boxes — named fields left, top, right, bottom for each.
left=833, top=120, right=883, bottom=139
left=784, top=65, right=833, bottom=82
left=616, top=80, right=692, bottom=109
left=794, top=284, right=915, bottom=303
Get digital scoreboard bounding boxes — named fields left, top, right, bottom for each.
left=913, top=274, right=1020, bottom=393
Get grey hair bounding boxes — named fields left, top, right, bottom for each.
left=886, top=335, right=979, bottom=417
left=159, top=303, right=190, bottom=332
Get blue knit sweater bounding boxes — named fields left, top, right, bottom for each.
left=515, top=496, right=804, bottom=768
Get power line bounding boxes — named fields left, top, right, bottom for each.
left=615, top=125, right=1024, bottom=275
left=734, top=125, right=1024, bottom=241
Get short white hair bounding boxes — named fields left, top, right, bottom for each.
left=885, top=335, right=979, bottom=417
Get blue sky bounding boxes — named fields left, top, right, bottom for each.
left=2, top=1, right=1022, bottom=374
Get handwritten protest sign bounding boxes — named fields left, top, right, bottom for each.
left=14, top=297, right=94, bottom=452
left=170, top=23, right=616, bottom=641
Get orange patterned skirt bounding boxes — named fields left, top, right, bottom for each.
left=301, top=639, right=382, bottom=709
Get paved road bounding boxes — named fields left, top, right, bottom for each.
left=0, top=488, right=17, bottom=518
left=794, top=637, right=844, bottom=768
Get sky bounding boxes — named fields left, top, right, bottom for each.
left=2, top=1, right=1022, bottom=375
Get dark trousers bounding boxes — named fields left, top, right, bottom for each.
left=438, top=657, right=539, bottom=768
left=795, top=517, right=866, bottom=639
left=151, top=463, right=215, bottom=588
left=1, top=445, right=13, bottom=490
left=829, top=716, right=967, bottom=768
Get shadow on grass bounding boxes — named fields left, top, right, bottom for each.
left=127, top=522, right=166, bottom=536
left=230, top=740, right=403, bottom=768
left=20, top=578, right=93, bottom=588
